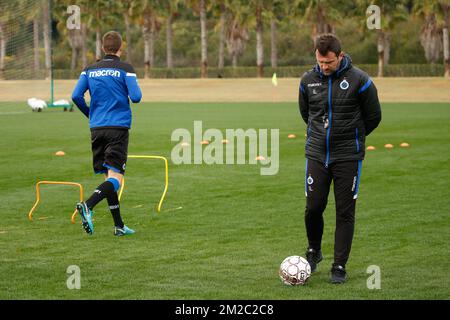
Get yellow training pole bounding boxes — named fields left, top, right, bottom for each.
left=27, top=181, right=84, bottom=223
left=119, top=155, right=169, bottom=213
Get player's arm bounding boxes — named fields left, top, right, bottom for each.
left=298, top=76, right=309, bottom=124
left=358, top=75, right=381, bottom=136
left=125, top=70, right=142, bottom=103
left=71, top=70, right=90, bottom=118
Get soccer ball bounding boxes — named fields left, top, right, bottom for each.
left=279, top=256, right=311, bottom=286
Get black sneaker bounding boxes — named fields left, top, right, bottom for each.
left=330, top=264, right=347, bottom=284
left=305, top=248, right=323, bottom=273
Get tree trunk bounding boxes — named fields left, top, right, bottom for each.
left=317, top=5, right=332, bottom=34
left=377, top=30, right=385, bottom=77
left=270, top=18, right=277, bottom=69
left=69, top=29, right=83, bottom=70
left=317, top=5, right=325, bottom=34
left=232, top=53, right=238, bottom=68
left=143, top=34, right=150, bottom=78
left=166, top=14, right=173, bottom=69
left=441, top=2, right=449, bottom=77
left=256, top=4, right=264, bottom=78
left=0, top=22, right=5, bottom=79
left=143, top=9, right=151, bottom=78
left=96, top=7, right=102, bottom=61
left=143, top=8, right=157, bottom=78
left=71, top=45, right=78, bottom=70
left=383, top=33, right=391, bottom=66
left=420, top=13, right=442, bottom=63
left=81, top=23, right=88, bottom=68
left=96, top=27, right=102, bottom=61
left=33, top=18, right=40, bottom=73
left=200, top=0, right=208, bottom=78
left=218, top=3, right=226, bottom=75
left=43, top=1, right=51, bottom=80
left=124, top=12, right=132, bottom=63
left=150, top=16, right=156, bottom=68
left=443, top=27, right=449, bottom=77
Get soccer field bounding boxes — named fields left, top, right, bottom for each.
left=0, top=101, right=449, bottom=299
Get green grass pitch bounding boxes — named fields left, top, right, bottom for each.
left=0, top=101, right=449, bottom=299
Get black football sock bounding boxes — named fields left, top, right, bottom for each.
left=85, top=180, right=116, bottom=210
left=106, top=192, right=124, bottom=228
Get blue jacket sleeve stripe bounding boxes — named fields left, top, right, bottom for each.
left=358, top=78, right=372, bottom=93
left=300, top=83, right=306, bottom=93
left=71, top=73, right=90, bottom=118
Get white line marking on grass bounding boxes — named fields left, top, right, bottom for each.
left=0, top=111, right=28, bottom=115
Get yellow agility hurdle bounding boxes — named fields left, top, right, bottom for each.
left=28, top=181, right=84, bottom=223
left=29, top=156, right=168, bottom=224
left=118, top=155, right=169, bottom=213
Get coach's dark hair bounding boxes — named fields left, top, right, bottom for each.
left=102, top=31, right=122, bottom=54
left=314, top=33, right=341, bottom=57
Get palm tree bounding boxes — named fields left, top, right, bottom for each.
left=414, top=0, right=449, bottom=77
left=253, top=0, right=264, bottom=77
left=303, top=0, right=336, bottom=40
left=120, top=0, right=140, bottom=64
left=42, top=0, right=52, bottom=78
left=87, top=0, right=117, bottom=61
left=225, top=1, right=250, bottom=68
left=190, top=0, right=209, bottom=77
left=199, top=0, right=208, bottom=77
left=164, top=0, right=182, bottom=70
left=414, top=0, right=443, bottom=64
left=357, top=0, right=407, bottom=77
left=212, top=0, right=228, bottom=76
left=270, top=16, right=277, bottom=69
left=21, top=0, right=43, bottom=73
left=251, top=0, right=296, bottom=76
left=266, top=0, right=285, bottom=69
left=53, top=0, right=89, bottom=71
left=140, top=0, right=162, bottom=78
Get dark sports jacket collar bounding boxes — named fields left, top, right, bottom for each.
left=313, top=54, right=353, bottom=78
left=103, top=54, right=120, bottom=61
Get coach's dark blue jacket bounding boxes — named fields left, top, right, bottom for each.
left=71, top=54, right=142, bottom=129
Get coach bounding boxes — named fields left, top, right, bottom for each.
left=298, top=33, right=382, bottom=283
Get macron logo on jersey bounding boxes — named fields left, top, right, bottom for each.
left=89, top=69, right=121, bottom=78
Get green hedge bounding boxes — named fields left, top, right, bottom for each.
left=1, top=64, right=446, bottom=80
left=129, top=64, right=446, bottom=79
left=89, top=64, right=448, bottom=79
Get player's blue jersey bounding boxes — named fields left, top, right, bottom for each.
left=71, top=55, right=142, bottom=129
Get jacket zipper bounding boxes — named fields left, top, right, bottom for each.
left=325, top=77, right=332, bottom=168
